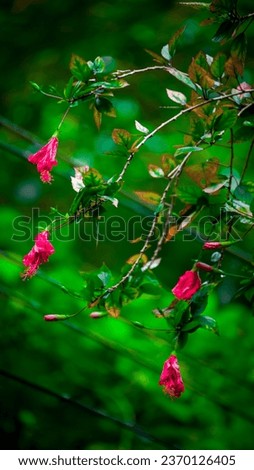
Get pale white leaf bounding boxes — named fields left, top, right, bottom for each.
left=71, top=176, right=85, bottom=192
left=135, top=120, right=149, bottom=134
left=148, top=165, right=164, bottom=178
left=142, top=258, right=161, bottom=271
left=203, top=181, right=228, bottom=194
left=166, top=88, right=187, bottom=105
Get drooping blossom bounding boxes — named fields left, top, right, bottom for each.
left=28, top=136, right=58, bottom=183
left=159, top=355, right=184, bottom=398
left=172, top=270, right=201, bottom=300
left=196, top=261, right=214, bottom=272
left=22, top=230, right=55, bottom=279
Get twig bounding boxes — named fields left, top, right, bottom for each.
left=227, top=128, right=234, bottom=200
left=240, top=12, right=254, bottom=21
left=116, top=88, right=254, bottom=183
left=114, top=65, right=167, bottom=79
left=240, top=138, right=254, bottom=184
left=147, top=203, right=173, bottom=267
left=91, top=176, right=173, bottom=306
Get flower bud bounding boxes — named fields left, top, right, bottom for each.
left=196, top=261, right=214, bottom=272
left=203, top=240, right=237, bottom=250
left=89, top=311, right=107, bottom=319
left=44, top=314, right=69, bottom=321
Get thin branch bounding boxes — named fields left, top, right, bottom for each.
left=240, top=138, right=254, bottom=184
left=240, top=12, right=254, bottom=21
left=147, top=203, right=173, bottom=267
left=91, top=177, right=173, bottom=306
left=37, top=89, right=63, bottom=101
left=228, top=128, right=234, bottom=200
left=116, top=151, right=135, bottom=182
left=57, top=105, right=71, bottom=131
left=116, top=88, right=254, bottom=183
left=237, top=101, right=253, bottom=117
left=114, top=65, right=167, bottom=79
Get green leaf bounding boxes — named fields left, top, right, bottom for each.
left=93, top=56, right=105, bottom=74
left=83, top=168, right=104, bottom=187
left=95, top=79, right=128, bottom=89
left=199, top=315, right=219, bottom=335
left=243, top=120, right=254, bottom=128
left=210, top=52, right=227, bottom=79
left=132, top=321, right=145, bottom=329
left=231, top=33, right=247, bottom=61
left=213, top=109, right=238, bottom=131
left=181, top=318, right=201, bottom=332
left=139, top=283, right=161, bottom=295
left=121, top=286, right=140, bottom=305
left=70, top=54, right=92, bottom=81
left=167, top=67, right=197, bottom=91
left=140, top=273, right=161, bottom=295
left=234, top=184, right=254, bottom=205
left=176, top=331, right=189, bottom=349
left=212, top=20, right=237, bottom=43
left=95, top=96, right=114, bottom=114
left=96, top=264, right=112, bottom=287
left=30, top=81, right=42, bottom=92
left=195, top=51, right=210, bottom=72
left=174, top=146, right=203, bottom=157
left=166, top=88, right=187, bottom=105
left=168, top=26, right=185, bottom=59
left=177, top=184, right=203, bottom=204
left=173, top=300, right=189, bottom=327
left=234, top=125, right=254, bottom=143
left=190, top=285, right=210, bottom=316
left=64, top=77, right=75, bottom=99
left=188, top=60, right=215, bottom=89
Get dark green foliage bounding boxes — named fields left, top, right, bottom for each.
left=1, top=0, right=254, bottom=451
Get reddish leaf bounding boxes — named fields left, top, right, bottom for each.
left=126, top=253, right=148, bottom=265
left=135, top=191, right=161, bottom=206
left=112, top=128, right=131, bottom=146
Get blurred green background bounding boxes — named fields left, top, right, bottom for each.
left=1, top=0, right=254, bottom=450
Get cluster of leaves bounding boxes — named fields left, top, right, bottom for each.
left=82, top=256, right=161, bottom=318
left=155, top=283, right=220, bottom=349
left=27, top=0, right=254, bottom=351
left=68, top=167, right=121, bottom=218
left=31, top=55, right=129, bottom=128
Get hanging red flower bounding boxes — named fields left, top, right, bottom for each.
left=28, top=136, right=58, bottom=183
left=22, top=230, right=55, bottom=279
left=172, top=270, right=201, bottom=300
left=159, top=355, right=184, bottom=398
